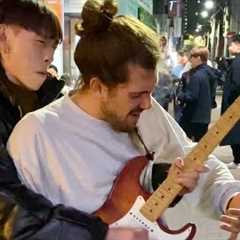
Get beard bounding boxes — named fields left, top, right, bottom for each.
left=101, top=102, right=140, bottom=133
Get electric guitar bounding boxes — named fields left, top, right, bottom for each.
left=96, top=96, right=240, bottom=240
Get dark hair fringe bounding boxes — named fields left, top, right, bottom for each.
left=232, top=33, right=240, bottom=43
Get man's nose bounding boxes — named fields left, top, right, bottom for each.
left=140, top=95, right=152, bottom=110
left=44, top=48, right=54, bottom=64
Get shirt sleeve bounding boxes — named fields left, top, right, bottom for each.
left=7, top=113, right=46, bottom=195
left=138, top=98, right=240, bottom=218
left=182, top=156, right=240, bottom=218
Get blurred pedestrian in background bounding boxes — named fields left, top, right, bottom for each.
left=152, top=67, right=173, bottom=111
left=47, top=64, right=60, bottom=80
left=177, top=47, right=218, bottom=141
left=152, top=36, right=174, bottom=111
left=221, top=33, right=240, bottom=169
left=171, top=48, right=191, bottom=79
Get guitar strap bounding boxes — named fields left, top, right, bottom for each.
left=134, top=129, right=181, bottom=205
left=135, top=128, right=154, bottom=161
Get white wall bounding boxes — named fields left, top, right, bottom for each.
left=64, top=0, right=86, bottom=13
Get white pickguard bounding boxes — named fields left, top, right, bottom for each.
left=110, top=196, right=195, bottom=240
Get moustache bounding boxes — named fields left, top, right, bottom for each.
left=129, top=108, right=143, bottom=115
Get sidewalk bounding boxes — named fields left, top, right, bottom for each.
left=165, top=95, right=240, bottom=240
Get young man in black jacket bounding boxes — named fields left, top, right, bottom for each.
left=177, top=47, right=217, bottom=142
left=0, top=0, right=64, bottom=145
left=221, top=34, right=240, bottom=169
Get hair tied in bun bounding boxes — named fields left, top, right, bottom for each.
left=100, top=0, right=118, bottom=20
left=74, top=19, right=84, bottom=37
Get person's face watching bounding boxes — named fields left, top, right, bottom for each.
left=0, top=24, right=57, bottom=90
left=47, top=67, right=59, bottom=79
left=190, top=54, right=202, bottom=68
left=180, top=55, right=189, bottom=65
left=100, top=64, right=156, bottom=132
left=228, top=41, right=240, bottom=55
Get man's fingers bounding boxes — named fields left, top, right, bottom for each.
left=174, top=166, right=200, bottom=193
left=220, top=222, right=239, bottom=234
left=227, top=208, right=240, bottom=217
left=221, top=215, right=240, bottom=227
left=220, top=212, right=240, bottom=240
left=169, top=158, right=209, bottom=194
left=174, top=157, right=184, bottom=169
left=195, top=164, right=209, bottom=173
left=107, top=227, right=149, bottom=240
left=228, top=233, right=238, bottom=240
left=171, top=158, right=209, bottom=175
left=133, top=229, right=149, bottom=239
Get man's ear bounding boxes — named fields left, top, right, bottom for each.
left=0, top=24, right=9, bottom=54
left=89, top=77, right=108, bottom=98
left=0, top=24, right=7, bottom=42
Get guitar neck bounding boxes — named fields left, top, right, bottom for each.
left=140, top=96, right=240, bottom=222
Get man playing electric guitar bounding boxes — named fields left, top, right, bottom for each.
left=6, top=0, right=240, bottom=239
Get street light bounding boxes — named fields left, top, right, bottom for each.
left=195, top=24, right=202, bottom=33
left=200, top=10, right=209, bottom=18
left=204, top=0, right=214, bottom=10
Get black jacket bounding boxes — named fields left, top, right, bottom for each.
left=177, top=64, right=216, bottom=124
left=221, top=55, right=240, bottom=145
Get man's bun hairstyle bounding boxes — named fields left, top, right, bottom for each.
left=75, top=0, right=117, bottom=37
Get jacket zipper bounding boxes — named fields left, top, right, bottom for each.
left=17, top=105, right=23, bottom=118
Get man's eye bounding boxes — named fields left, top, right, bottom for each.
left=37, top=40, right=45, bottom=44
left=131, top=94, right=141, bottom=99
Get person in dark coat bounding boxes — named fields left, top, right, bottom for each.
left=221, top=34, right=240, bottom=169
left=177, top=47, right=217, bottom=141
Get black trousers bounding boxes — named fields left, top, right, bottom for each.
left=231, top=144, right=240, bottom=164
left=179, top=121, right=208, bottom=142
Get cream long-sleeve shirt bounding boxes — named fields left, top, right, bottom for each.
left=138, top=98, right=240, bottom=219
left=7, top=95, right=240, bottom=218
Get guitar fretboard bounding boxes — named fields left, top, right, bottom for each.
left=140, top=96, right=240, bottom=222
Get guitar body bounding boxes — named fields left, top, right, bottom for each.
left=96, top=156, right=196, bottom=239
left=96, top=96, right=240, bottom=239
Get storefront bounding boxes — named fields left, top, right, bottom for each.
left=40, top=0, right=64, bottom=74
left=39, top=0, right=156, bottom=81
